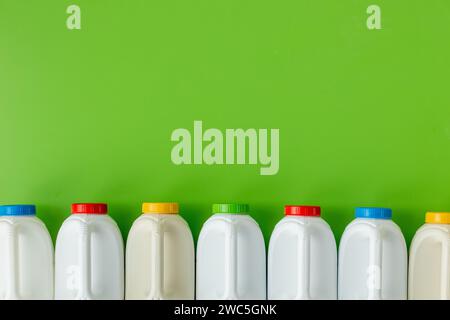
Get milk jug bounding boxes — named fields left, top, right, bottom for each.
left=196, top=204, right=266, bottom=300
left=409, top=212, right=450, bottom=300
left=268, top=205, right=337, bottom=299
left=55, top=203, right=124, bottom=300
left=338, top=207, right=407, bottom=300
left=126, top=202, right=195, bottom=300
left=0, top=205, right=53, bottom=300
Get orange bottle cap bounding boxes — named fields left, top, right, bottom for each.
left=425, top=212, right=450, bottom=224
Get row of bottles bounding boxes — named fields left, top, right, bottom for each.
left=0, top=203, right=448, bottom=300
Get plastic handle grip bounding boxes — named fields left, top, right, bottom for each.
left=148, top=219, right=164, bottom=300
left=345, top=223, right=383, bottom=299
left=294, top=223, right=310, bottom=299
left=78, top=221, right=93, bottom=300
left=223, top=220, right=238, bottom=300
left=368, top=225, right=382, bottom=300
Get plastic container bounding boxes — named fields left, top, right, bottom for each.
left=409, top=212, right=450, bottom=300
left=126, top=202, right=195, bottom=300
left=55, top=203, right=124, bottom=300
left=196, top=203, right=266, bottom=300
left=338, top=207, right=407, bottom=300
left=268, top=205, right=337, bottom=299
left=0, top=205, right=53, bottom=300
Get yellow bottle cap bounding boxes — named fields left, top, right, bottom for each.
left=425, top=212, right=450, bottom=224
left=142, top=202, right=179, bottom=214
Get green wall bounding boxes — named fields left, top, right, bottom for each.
left=1, top=1, right=450, bottom=246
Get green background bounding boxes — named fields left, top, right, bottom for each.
left=1, top=0, right=449, bottom=246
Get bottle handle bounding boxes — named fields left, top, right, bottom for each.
left=293, top=222, right=310, bottom=299
left=345, top=223, right=382, bottom=299
left=223, top=220, right=238, bottom=300
left=147, top=218, right=164, bottom=300
left=1, top=221, right=19, bottom=299
left=78, top=221, right=93, bottom=300
left=367, top=225, right=382, bottom=300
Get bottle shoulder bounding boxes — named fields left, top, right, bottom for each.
left=418, top=223, right=450, bottom=232
left=274, top=216, right=332, bottom=233
left=269, top=216, right=336, bottom=248
left=56, top=214, right=124, bottom=248
left=341, top=218, right=405, bottom=241
left=63, top=213, right=114, bottom=223
left=204, top=213, right=260, bottom=227
left=0, top=216, right=52, bottom=246
left=130, top=213, right=192, bottom=233
left=412, top=223, right=450, bottom=240
left=276, top=216, right=328, bottom=226
left=0, top=215, right=47, bottom=228
left=59, top=214, right=121, bottom=233
left=345, top=218, right=400, bottom=229
left=134, top=213, right=187, bottom=223
left=199, top=214, right=263, bottom=239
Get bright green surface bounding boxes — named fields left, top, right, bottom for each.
left=1, top=1, right=450, bottom=246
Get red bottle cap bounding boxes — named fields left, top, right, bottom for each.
left=71, top=203, right=108, bottom=215
left=285, top=205, right=321, bottom=217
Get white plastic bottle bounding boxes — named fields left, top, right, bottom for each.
left=409, top=212, right=450, bottom=300
left=0, top=205, right=54, bottom=300
left=55, top=203, right=124, bottom=300
left=126, top=202, right=195, bottom=300
left=338, top=207, right=407, bottom=300
left=196, top=204, right=266, bottom=300
left=268, top=205, right=337, bottom=300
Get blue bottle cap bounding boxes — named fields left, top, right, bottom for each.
left=355, top=207, right=392, bottom=220
left=0, top=205, right=36, bottom=216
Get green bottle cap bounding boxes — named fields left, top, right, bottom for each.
left=212, top=203, right=249, bottom=214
